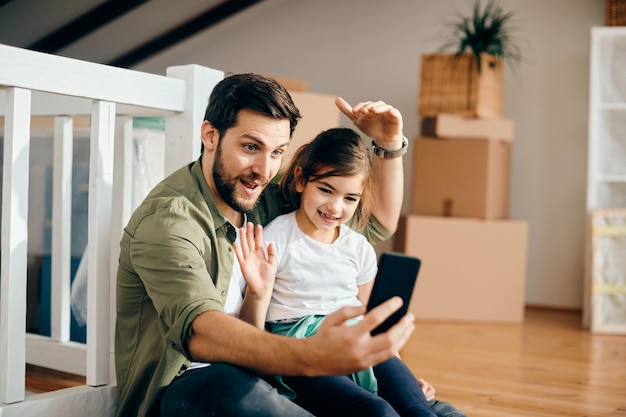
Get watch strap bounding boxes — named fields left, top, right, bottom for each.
left=372, top=136, right=409, bottom=159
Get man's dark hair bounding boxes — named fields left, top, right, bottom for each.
left=202, top=73, right=301, bottom=153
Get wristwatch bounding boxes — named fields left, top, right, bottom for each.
left=371, top=136, right=409, bottom=159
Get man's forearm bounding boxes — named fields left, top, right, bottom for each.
left=188, top=300, right=414, bottom=379
left=371, top=140, right=405, bottom=234
left=188, top=310, right=315, bottom=375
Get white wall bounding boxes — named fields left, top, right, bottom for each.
left=133, top=0, right=605, bottom=309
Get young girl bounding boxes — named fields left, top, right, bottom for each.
left=234, top=128, right=466, bottom=417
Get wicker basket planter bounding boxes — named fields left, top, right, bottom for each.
left=418, top=52, right=504, bottom=119
left=606, top=0, right=626, bottom=26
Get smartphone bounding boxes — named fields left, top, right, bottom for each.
left=366, top=252, right=421, bottom=335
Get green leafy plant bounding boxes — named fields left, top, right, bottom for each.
left=439, top=0, right=522, bottom=72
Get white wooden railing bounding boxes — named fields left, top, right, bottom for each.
left=0, top=43, right=223, bottom=416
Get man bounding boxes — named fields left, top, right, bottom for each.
left=115, top=73, right=412, bottom=417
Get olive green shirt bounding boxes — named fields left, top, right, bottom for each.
left=114, top=159, right=391, bottom=417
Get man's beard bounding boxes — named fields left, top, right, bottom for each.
left=212, top=142, right=266, bottom=214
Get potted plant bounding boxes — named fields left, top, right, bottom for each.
left=418, top=0, right=521, bottom=119
left=439, top=0, right=522, bottom=72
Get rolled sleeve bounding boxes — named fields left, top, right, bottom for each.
left=128, top=203, right=229, bottom=355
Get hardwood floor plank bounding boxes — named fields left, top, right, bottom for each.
left=401, top=308, right=626, bottom=417
left=25, top=364, right=85, bottom=394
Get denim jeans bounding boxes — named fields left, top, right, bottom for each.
left=159, top=363, right=314, bottom=417
left=428, top=400, right=468, bottom=417
left=281, top=356, right=439, bottom=417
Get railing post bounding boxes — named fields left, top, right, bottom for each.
left=0, top=87, right=31, bottom=404
left=109, top=115, right=134, bottom=382
left=51, top=116, right=73, bottom=343
left=86, top=100, right=115, bottom=386
left=164, top=65, right=223, bottom=176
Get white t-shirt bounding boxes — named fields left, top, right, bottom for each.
left=223, top=229, right=246, bottom=316
left=263, top=211, right=377, bottom=322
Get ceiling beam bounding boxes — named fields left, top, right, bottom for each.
left=108, top=0, right=262, bottom=68
left=27, top=0, right=150, bottom=54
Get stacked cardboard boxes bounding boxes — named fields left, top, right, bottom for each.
left=411, top=115, right=513, bottom=219
left=286, top=90, right=340, bottom=168
left=397, top=55, right=529, bottom=322
left=270, top=75, right=341, bottom=170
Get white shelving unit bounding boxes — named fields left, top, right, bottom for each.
left=587, top=27, right=626, bottom=209
left=584, top=27, right=626, bottom=332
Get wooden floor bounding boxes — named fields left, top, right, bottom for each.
left=402, top=308, right=626, bottom=417
left=25, top=308, right=626, bottom=416
left=25, top=364, right=85, bottom=395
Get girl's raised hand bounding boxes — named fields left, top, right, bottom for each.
left=233, top=222, right=277, bottom=298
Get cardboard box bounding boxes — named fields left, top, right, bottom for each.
left=420, top=113, right=515, bottom=142
left=418, top=53, right=504, bottom=119
left=410, top=137, right=511, bottom=219
left=396, top=214, right=529, bottom=322
left=271, top=75, right=309, bottom=92
left=283, top=91, right=341, bottom=169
